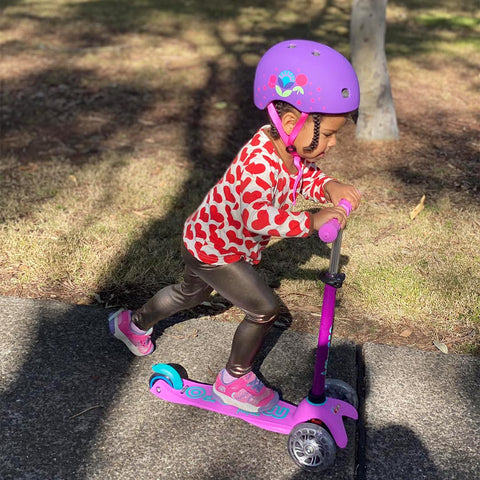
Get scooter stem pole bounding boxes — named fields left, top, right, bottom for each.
left=310, top=230, right=343, bottom=400
left=328, top=229, right=343, bottom=275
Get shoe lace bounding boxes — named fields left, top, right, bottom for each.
left=137, top=333, right=151, bottom=347
left=247, top=376, right=264, bottom=393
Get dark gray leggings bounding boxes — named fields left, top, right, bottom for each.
left=132, top=243, right=279, bottom=377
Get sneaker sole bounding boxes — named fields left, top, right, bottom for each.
left=109, top=312, right=154, bottom=357
left=212, top=385, right=279, bottom=413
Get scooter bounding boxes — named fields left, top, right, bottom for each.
left=149, top=199, right=357, bottom=471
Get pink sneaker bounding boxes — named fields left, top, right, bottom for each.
left=212, top=370, right=279, bottom=413
left=109, top=309, right=154, bottom=356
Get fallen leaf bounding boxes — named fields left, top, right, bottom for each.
left=433, top=340, right=448, bottom=354
left=88, top=115, right=108, bottom=123
left=138, top=119, right=155, bottom=126
left=69, top=405, right=103, bottom=419
left=399, top=328, right=413, bottom=338
left=410, top=194, right=426, bottom=220
left=104, top=303, right=120, bottom=309
left=132, top=210, right=147, bottom=218
left=18, top=164, right=39, bottom=172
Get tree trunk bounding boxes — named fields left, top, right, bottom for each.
left=350, top=0, right=399, bottom=140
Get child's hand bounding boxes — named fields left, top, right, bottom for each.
left=324, top=181, right=361, bottom=210
left=311, top=206, right=348, bottom=232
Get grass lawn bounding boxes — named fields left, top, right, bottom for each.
left=1, top=0, right=479, bottom=353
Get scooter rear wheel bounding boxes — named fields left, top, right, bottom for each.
left=325, top=378, right=359, bottom=409
left=149, top=364, right=184, bottom=390
left=287, top=422, right=336, bottom=471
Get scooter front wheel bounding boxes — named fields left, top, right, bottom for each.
left=325, top=378, right=358, bottom=409
left=287, top=422, right=336, bottom=471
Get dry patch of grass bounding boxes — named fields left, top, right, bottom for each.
left=0, top=151, right=190, bottom=296
left=1, top=0, right=479, bottom=353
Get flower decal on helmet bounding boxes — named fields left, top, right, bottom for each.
left=269, top=70, right=308, bottom=98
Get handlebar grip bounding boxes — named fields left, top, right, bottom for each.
left=318, top=199, right=352, bottom=243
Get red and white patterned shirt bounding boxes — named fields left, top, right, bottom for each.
left=183, top=127, right=333, bottom=265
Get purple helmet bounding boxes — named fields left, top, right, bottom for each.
left=254, top=39, right=360, bottom=114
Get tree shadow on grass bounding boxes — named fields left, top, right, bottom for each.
left=389, top=122, right=480, bottom=205
left=0, top=66, right=158, bottom=224
left=1, top=4, right=336, bottom=478
left=2, top=1, right=480, bottom=478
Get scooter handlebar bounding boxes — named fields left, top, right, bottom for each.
left=318, top=199, right=352, bottom=243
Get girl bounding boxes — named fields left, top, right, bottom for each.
left=109, top=40, right=361, bottom=414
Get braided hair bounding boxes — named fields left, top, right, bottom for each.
left=268, top=101, right=322, bottom=153
left=302, top=113, right=321, bottom=153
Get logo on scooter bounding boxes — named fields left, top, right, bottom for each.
left=183, top=386, right=289, bottom=419
left=240, top=404, right=290, bottom=420
left=185, top=386, right=216, bottom=402
left=262, top=404, right=290, bottom=419
left=332, top=404, right=341, bottom=415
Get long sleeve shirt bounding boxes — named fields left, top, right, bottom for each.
left=183, top=126, right=333, bottom=265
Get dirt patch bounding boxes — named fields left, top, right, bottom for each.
left=1, top=2, right=479, bottom=354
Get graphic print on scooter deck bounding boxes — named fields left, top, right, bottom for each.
left=150, top=375, right=302, bottom=435
left=150, top=375, right=357, bottom=442
left=182, top=384, right=290, bottom=419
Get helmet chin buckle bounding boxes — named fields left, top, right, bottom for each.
left=286, top=145, right=297, bottom=154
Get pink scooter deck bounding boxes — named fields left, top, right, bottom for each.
left=150, top=376, right=357, bottom=447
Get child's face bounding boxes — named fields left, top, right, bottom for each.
left=294, top=114, right=347, bottom=163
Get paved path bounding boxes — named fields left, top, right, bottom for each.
left=1, top=296, right=479, bottom=479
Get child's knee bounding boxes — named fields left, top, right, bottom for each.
left=248, top=298, right=280, bottom=325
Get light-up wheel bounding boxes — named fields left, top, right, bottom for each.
left=287, top=422, right=336, bottom=471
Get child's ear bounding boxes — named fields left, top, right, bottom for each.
left=281, top=111, right=300, bottom=135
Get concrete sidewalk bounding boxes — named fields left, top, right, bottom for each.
left=1, top=296, right=479, bottom=479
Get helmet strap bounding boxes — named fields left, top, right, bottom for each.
left=267, top=103, right=308, bottom=204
